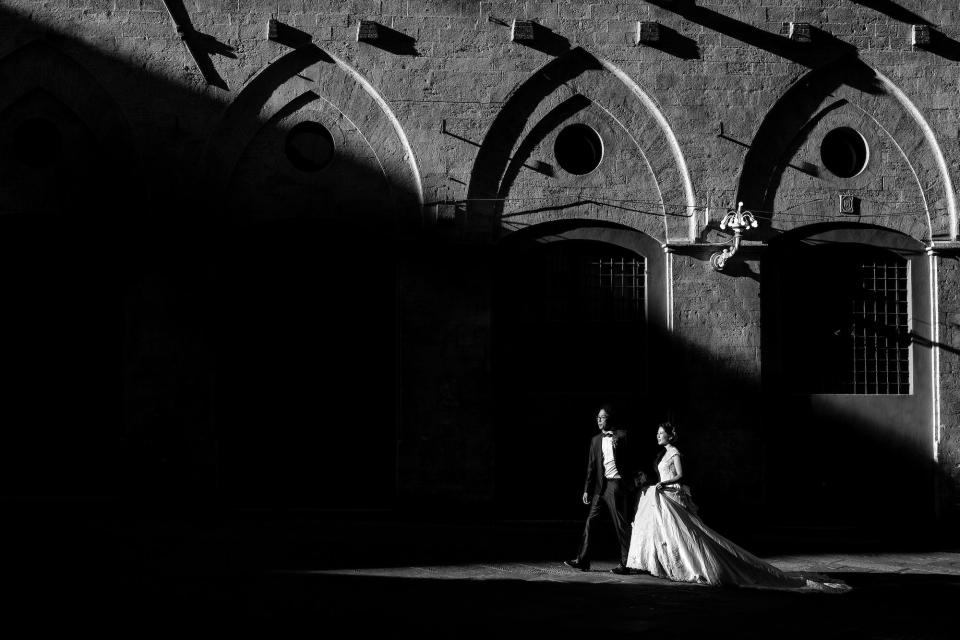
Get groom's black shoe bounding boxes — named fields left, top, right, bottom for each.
left=564, top=559, right=590, bottom=571
left=610, top=564, right=631, bottom=575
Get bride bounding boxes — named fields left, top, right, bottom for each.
left=626, top=423, right=849, bottom=592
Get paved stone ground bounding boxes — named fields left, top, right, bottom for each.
left=7, top=513, right=960, bottom=636
left=307, top=551, right=960, bottom=583
left=273, top=553, right=960, bottom=638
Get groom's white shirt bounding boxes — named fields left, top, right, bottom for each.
left=601, top=433, right=620, bottom=479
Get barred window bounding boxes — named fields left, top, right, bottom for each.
left=541, top=249, right=646, bottom=324
left=782, top=245, right=911, bottom=395
left=845, top=259, right=910, bottom=394
left=583, top=256, right=646, bottom=323
left=497, top=241, right=647, bottom=394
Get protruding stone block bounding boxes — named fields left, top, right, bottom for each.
left=635, top=21, right=661, bottom=45
left=267, top=18, right=313, bottom=48
left=912, top=24, right=932, bottom=48
left=511, top=20, right=535, bottom=43
left=357, top=20, right=380, bottom=42
left=787, top=22, right=812, bottom=43
left=839, top=194, right=859, bottom=215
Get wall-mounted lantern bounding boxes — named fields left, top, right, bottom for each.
left=710, top=202, right=758, bottom=271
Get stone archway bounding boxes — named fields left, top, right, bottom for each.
left=468, top=47, right=696, bottom=245
left=0, top=41, right=135, bottom=498
left=736, top=59, right=949, bottom=530
left=493, top=221, right=668, bottom=519
left=206, top=47, right=419, bottom=508
left=736, top=58, right=956, bottom=243
left=465, top=47, right=687, bottom=517
left=206, top=45, right=422, bottom=226
left=761, top=224, right=933, bottom=530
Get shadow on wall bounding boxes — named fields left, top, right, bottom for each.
left=642, top=23, right=700, bottom=60
left=639, top=301, right=941, bottom=541
left=0, top=6, right=416, bottom=511
left=850, top=0, right=933, bottom=25
left=647, top=2, right=872, bottom=87
left=847, top=2, right=960, bottom=61
left=159, top=0, right=237, bottom=89
left=0, top=7, right=951, bottom=544
left=468, top=48, right=606, bottom=226
left=488, top=219, right=947, bottom=547
left=736, top=60, right=887, bottom=236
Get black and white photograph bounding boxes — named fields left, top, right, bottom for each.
left=2, top=0, right=959, bottom=636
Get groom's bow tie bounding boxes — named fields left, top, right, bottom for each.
left=602, top=431, right=614, bottom=437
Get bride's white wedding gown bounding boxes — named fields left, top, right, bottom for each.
left=626, top=446, right=849, bottom=592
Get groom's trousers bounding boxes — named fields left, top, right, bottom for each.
left=577, top=478, right=632, bottom=567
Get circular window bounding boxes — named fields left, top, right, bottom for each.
left=12, top=117, right=62, bottom=169
left=285, top=121, right=335, bottom=172
left=554, top=123, right=603, bottom=176
left=820, top=127, right=869, bottom=178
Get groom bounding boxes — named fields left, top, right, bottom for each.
left=565, top=405, right=643, bottom=574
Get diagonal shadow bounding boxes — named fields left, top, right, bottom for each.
left=736, top=59, right=887, bottom=233
left=646, top=1, right=879, bottom=93
left=849, top=1, right=960, bottom=61
left=0, top=7, right=956, bottom=613
left=850, top=0, right=931, bottom=25
left=359, top=23, right=419, bottom=56
left=643, top=23, right=700, bottom=59
left=520, top=22, right=572, bottom=57
left=441, top=120, right=553, bottom=175
left=160, top=0, right=236, bottom=89
left=0, top=4, right=411, bottom=511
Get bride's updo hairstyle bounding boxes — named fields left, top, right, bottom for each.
left=658, top=422, right=678, bottom=443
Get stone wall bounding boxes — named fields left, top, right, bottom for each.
left=937, top=252, right=960, bottom=521
left=1, top=1, right=958, bottom=520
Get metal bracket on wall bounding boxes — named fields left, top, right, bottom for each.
left=710, top=202, right=759, bottom=271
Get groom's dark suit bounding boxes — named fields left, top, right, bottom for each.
left=576, top=429, right=642, bottom=568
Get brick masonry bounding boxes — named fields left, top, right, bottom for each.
left=0, top=1, right=958, bottom=521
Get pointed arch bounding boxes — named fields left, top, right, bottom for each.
left=206, top=45, right=422, bottom=220
left=737, top=58, right=956, bottom=243
left=0, top=39, right=138, bottom=175
left=468, top=47, right=695, bottom=244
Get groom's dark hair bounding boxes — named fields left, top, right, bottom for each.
left=600, top=403, right=615, bottom=426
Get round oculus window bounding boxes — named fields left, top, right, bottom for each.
left=820, top=127, right=869, bottom=178
left=285, top=121, right=335, bottom=172
left=554, top=123, right=604, bottom=176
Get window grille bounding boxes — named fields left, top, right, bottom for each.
left=498, top=241, right=647, bottom=395
left=780, top=245, right=911, bottom=395
left=541, top=250, right=645, bottom=323
left=845, top=259, right=910, bottom=394
left=583, top=256, right=646, bottom=323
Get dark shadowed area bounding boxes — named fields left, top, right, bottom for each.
left=1, top=1, right=959, bottom=635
